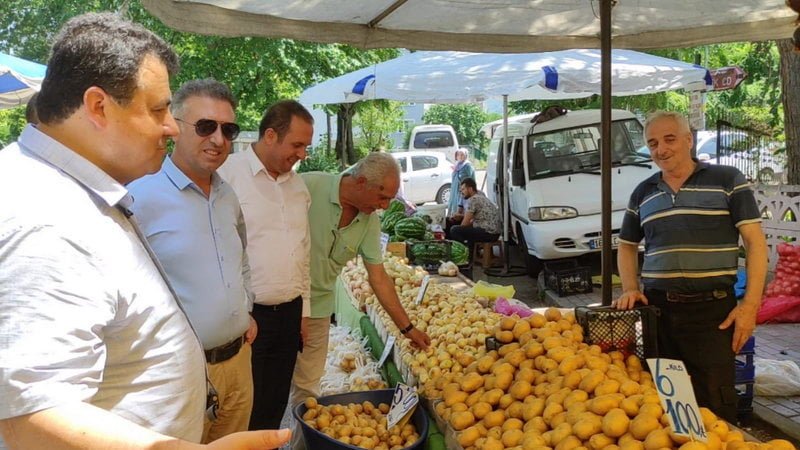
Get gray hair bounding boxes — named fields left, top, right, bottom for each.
left=645, top=110, right=691, bottom=135
left=172, top=78, right=237, bottom=117
left=350, top=152, right=400, bottom=186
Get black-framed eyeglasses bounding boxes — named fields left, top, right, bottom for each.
left=176, top=118, right=240, bottom=141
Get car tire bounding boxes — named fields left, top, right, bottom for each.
left=436, top=184, right=451, bottom=204
left=515, top=224, right=543, bottom=277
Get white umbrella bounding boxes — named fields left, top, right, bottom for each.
left=299, top=49, right=711, bottom=106
left=0, top=52, right=46, bottom=109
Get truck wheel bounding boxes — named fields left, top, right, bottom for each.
left=516, top=224, right=543, bottom=277
left=436, top=184, right=451, bottom=204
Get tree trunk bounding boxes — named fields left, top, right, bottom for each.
left=335, top=104, right=356, bottom=170
left=778, top=39, right=800, bottom=185
left=326, top=112, right=332, bottom=155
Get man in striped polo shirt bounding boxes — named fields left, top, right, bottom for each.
left=614, top=111, right=768, bottom=422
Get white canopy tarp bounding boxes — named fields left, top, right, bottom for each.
left=299, top=49, right=711, bottom=106
left=141, top=0, right=796, bottom=52
left=0, top=53, right=46, bottom=110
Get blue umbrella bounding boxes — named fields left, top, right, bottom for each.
left=0, top=52, right=47, bottom=109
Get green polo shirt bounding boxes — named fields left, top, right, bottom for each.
left=302, top=172, right=383, bottom=318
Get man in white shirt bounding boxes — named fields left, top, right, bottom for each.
left=218, top=100, right=313, bottom=430
left=0, top=12, right=290, bottom=450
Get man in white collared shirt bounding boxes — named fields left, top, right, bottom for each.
left=218, top=100, right=313, bottom=430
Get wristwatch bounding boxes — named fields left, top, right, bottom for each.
left=399, top=323, right=415, bottom=335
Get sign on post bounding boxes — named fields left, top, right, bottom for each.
left=646, top=358, right=708, bottom=442
left=415, top=275, right=430, bottom=304
left=380, top=232, right=390, bottom=254
left=709, top=66, right=746, bottom=91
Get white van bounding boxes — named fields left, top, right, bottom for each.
left=486, top=109, right=658, bottom=275
left=409, top=124, right=459, bottom=162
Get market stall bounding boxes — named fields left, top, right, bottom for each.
left=305, top=249, right=796, bottom=450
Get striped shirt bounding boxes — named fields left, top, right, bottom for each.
left=619, top=162, right=760, bottom=293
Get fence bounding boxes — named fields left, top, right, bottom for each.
left=752, top=184, right=800, bottom=272
left=714, top=118, right=785, bottom=184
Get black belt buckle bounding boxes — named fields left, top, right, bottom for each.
left=205, top=336, right=244, bottom=364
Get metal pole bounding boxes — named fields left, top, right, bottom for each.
left=600, top=0, right=613, bottom=306
left=502, top=95, right=510, bottom=271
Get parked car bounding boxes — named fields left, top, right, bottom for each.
left=391, top=150, right=453, bottom=205
left=408, top=124, right=459, bottom=162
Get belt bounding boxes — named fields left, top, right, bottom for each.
left=663, top=289, right=730, bottom=303
left=253, top=296, right=302, bottom=311
left=205, top=335, right=244, bottom=364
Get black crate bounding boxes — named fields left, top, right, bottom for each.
left=737, top=382, right=754, bottom=418
left=544, top=260, right=592, bottom=297
left=575, top=305, right=660, bottom=359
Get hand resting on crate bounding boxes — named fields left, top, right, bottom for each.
left=612, top=289, right=649, bottom=310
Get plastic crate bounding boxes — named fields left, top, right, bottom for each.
left=739, top=335, right=755, bottom=354
left=735, top=354, right=755, bottom=384
left=544, top=260, right=592, bottom=297
left=575, top=305, right=660, bottom=359
left=293, top=389, right=429, bottom=450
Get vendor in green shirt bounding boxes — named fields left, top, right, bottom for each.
left=289, top=152, right=431, bottom=449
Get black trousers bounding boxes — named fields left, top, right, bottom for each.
left=449, top=225, right=499, bottom=255
left=249, top=297, right=302, bottom=430
left=645, top=288, right=738, bottom=423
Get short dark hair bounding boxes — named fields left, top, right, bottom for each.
left=36, top=12, right=179, bottom=124
left=258, top=100, right=314, bottom=140
left=25, top=93, right=39, bottom=124
left=172, top=79, right=237, bottom=117
left=460, top=177, right=477, bottom=190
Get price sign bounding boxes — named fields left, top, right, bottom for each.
left=415, top=275, right=430, bottom=304
left=380, top=232, right=390, bottom=254
left=647, top=358, right=707, bottom=442
left=378, top=335, right=396, bottom=366
left=387, top=383, right=418, bottom=429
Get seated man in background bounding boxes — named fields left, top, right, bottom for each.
left=449, top=177, right=501, bottom=253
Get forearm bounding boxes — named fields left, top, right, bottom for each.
left=0, top=402, right=199, bottom=450
left=741, top=226, right=768, bottom=308
left=365, top=264, right=412, bottom=330
left=617, top=243, right=641, bottom=292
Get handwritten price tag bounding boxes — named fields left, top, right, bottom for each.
left=647, top=358, right=707, bottom=442
left=415, top=275, right=430, bottom=304
left=380, top=232, right=390, bottom=254
left=378, top=335, right=396, bottom=366
left=387, top=383, right=418, bottom=429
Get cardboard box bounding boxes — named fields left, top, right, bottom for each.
left=386, top=242, right=407, bottom=258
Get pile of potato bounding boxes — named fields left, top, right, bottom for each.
left=427, top=308, right=796, bottom=450
left=302, top=397, right=421, bottom=450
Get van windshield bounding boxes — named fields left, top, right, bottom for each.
left=414, top=131, right=454, bottom=149
left=526, top=119, right=651, bottom=179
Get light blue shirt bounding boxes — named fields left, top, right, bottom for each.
left=129, top=156, right=252, bottom=350
left=0, top=126, right=206, bottom=446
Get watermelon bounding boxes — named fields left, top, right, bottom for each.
left=449, top=240, right=469, bottom=265
left=414, top=213, right=433, bottom=224
left=381, top=211, right=406, bottom=233
left=386, top=199, right=406, bottom=215
left=394, top=217, right=427, bottom=240
left=423, top=231, right=435, bottom=241
left=409, top=241, right=448, bottom=263
left=389, top=235, right=405, bottom=243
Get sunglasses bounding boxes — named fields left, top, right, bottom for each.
left=176, top=118, right=240, bottom=141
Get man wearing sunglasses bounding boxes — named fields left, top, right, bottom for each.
left=129, top=79, right=256, bottom=443
left=218, top=100, right=313, bottom=431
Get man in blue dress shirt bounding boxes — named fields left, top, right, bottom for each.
left=129, top=79, right=257, bottom=443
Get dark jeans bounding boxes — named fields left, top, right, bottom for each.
left=249, top=297, right=302, bottom=430
left=645, top=288, right=738, bottom=423
left=449, top=225, right=499, bottom=256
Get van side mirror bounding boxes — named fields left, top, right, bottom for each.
left=511, top=168, right=525, bottom=187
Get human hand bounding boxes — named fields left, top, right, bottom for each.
left=301, top=317, right=309, bottom=346
left=206, top=428, right=291, bottom=449
left=611, top=290, right=648, bottom=310
left=405, top=328, right=431, bottom=350
left=245, top=315, right=258, bottom=345
left=719, top=302, right=758, bottom=353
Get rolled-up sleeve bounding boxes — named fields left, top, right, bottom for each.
left=0, top=221, right=114, bottom=419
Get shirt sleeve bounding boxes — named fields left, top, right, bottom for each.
left=728, top=170, right=761, bottom=228
left=359, top=215, right=384, bottom=265
left=300, top=188, right=312, bottom=318
left=0, top=222, right=113, bottom=419
left=235, top=205, right=255, bottom=313
left=618, top=189, right=644, bottom=245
